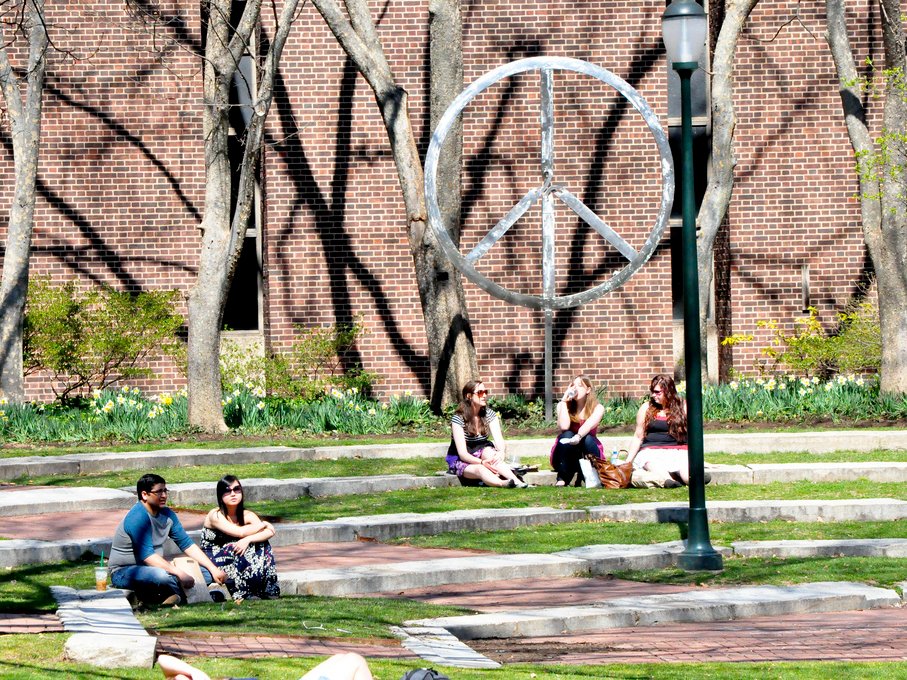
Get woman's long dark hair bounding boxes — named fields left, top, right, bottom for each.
left=454, top=379, right=488, bottom=437
left=643, top=374, right=687, bottom=444
left=215, top=475, right=245, bottom=526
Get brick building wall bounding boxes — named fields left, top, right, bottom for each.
left=719, top=0, right=868, bottom=377
left=0, top=1, right=870, bottom=402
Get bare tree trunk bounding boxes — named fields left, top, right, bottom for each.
left=696, top=0, right=759, bottom=384
left=313, top=0, right=478, bottom=411
left=826, top=0, right=907, bottom=393
left=187, top=0, right=300, bottom=432
left=0, top=0, right=48, bottom=403
left=428, top=0, right=477, bottom=409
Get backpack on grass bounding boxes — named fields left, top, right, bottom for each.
left=400, top=669, right=451, bottom=680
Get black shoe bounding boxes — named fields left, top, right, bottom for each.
left=703, top=472, right=712, bottom=485
left=507, top=479, right=516, bottom=488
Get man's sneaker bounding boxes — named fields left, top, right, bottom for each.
left=208, top=583, right=231, bottom=602
left=161, top=594, right=181, bottom=606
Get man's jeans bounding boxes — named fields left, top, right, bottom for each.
left=110, top=564, right=213, bottom=604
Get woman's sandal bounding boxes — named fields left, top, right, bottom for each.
left=555, top=480, right=566, bottom=487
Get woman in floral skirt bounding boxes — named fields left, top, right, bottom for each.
left=200, top=475, right=279, bottom=600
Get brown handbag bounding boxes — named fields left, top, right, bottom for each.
left=586, top=453, right=634, bottom=489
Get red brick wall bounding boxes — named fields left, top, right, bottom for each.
left=0, top=1, right=870, bottom=402
left=720, top=0, right=868, bottom=377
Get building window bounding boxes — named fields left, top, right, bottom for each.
left=217, top=0, right=263, bottom=332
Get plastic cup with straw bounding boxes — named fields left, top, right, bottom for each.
left=95, top=551, right=107, bottom=592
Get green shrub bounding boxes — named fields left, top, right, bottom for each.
left=23, top=278, right=184, bottom=402
left=386, top=392, right=435, bottom=429
left=723, top=298, right=881, bottom=379
left=834, top=301, right=881, bottom=373
left=220, top=319, right=377, bottom=400
left=487, top=393, right=544, bottom=424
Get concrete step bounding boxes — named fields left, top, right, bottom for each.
left=731, top=538, right=907, bottom=558
left=0, top=474, right=458, bottom=517
left=589, top=498, right=907, bottom=523
left=51, top=587, right=155, bottom=668
left=281, top=553, right=589, bottom=596
left=3, top=429, right=906, bottom=481
left=407, top=581, right=902, bottom=639
left=160, top=474, right=458, bottom=507
left=5, top=500, right=907, bottom=568
left=6, top=460, right=907, bottom=520
left=0, top=487, right=135, bottom=517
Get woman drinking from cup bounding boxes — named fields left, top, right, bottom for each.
left=550, top=375, right=605, bottom=486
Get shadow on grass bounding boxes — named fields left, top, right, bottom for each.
left=0, top=558, right=97, bottom=613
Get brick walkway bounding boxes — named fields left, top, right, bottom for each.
left=0, top=612, right=63, bottom=634
left=154, top=631, right=417, bottom=660
left=471, top=608, right=907, bottom=664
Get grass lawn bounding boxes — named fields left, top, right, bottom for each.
left=0, top=634, right=904, bottom=679
left=228, top=478, right=907, bottom=523
left=0, top=433, right=448, bottom=460
left=7, top=446, right=907, bottom=490
left=392, top=518, right=907, bottom=553
left=5, top=437, right=907, bottom=676
left=12, top=457, right=446, bottom=489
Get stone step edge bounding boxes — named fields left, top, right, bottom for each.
left=6, top=500, right=907, bottom=568
left=276, top=539, right=907, bottom=597
left=51, top=586, right=156, bottom=669
left=3, top=428, right=906, bottom=480
left=406, top=581, right=902, bottom=640
left=390, top=625, right=501, bottom=669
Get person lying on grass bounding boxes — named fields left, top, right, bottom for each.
left=157, top=652, right=374, bottom=680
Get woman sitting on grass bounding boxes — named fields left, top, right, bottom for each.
left=446, top=380, right=528, bottom=488
left=200, top=475, right=280, bottom=601
left=624, top=374, right=695, bottom=487
left=550, top=375, right=606, bottom=486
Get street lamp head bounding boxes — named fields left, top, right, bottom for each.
left=662, top=0, right=707, bottom=67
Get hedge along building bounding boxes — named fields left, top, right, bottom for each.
left=0, top=1, right=868, bottom=402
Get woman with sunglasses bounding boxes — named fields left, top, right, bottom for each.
left=550, top=375, right=606, bottom=486
left=446, top=380, right=528, bottom=488
left=200, top=475, right=280, bottom=600
left=624, top=374, right=689, bottom=487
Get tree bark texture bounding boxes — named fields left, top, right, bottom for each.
left=188, top=0, right=300, bottom=432
left=0, top=0, right=48, bottom=403
left=696, top=0, right=759, bottom=383
left=826, top=0, right=907, bottom=393
left=312, top=0, right=478, bottom=411
left=428, top=0, right=478, bottom=410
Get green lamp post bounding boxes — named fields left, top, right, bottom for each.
left=661, top=0, right=723, bottom=571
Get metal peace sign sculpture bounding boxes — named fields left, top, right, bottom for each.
left=424, top=56, right=674, bottom=311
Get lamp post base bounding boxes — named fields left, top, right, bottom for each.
left=678, top=507, right=724, bottom=571
left=677, top=549, right=724, bottom=572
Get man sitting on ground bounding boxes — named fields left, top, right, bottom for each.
left=108, top=473, right=227, bottom=605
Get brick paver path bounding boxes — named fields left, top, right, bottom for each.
left=471, top=608, right=907, bottom=664
left=154, top=632, right=418, bottom=660
left=0, top=612, right=63, bottom=634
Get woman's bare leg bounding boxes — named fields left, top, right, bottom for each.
left=300, top=653, right=374, bottom=680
